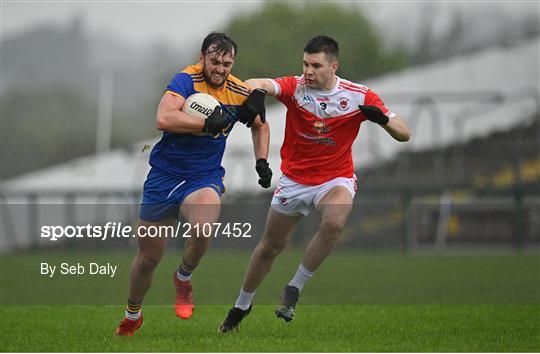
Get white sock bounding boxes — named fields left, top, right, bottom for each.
left=234, top=288, right=255, bottom=310
left=125, top=309, right=141, bottom=321
left=288, top=263, right=315, bottom=291
left=176, top=268, right=192, bottom=282
left=125, top=300, right=142, bottom=320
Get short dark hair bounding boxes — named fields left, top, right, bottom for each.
left=201, top=31, right=238, bottom=58
left=304, top=35, right=339, bottom=60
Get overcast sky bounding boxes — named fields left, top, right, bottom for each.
left=3, top=1, right=539, bottom=50
left=2, top=1, right=263, bottom=47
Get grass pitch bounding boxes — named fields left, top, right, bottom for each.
left=1, top=250, right=539, bottom=351
left=1, top=304, right=538, bottom=352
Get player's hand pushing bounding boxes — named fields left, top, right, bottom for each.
left=358, top=105, right=389, bottom=125
left=255, top=158, right=272, bottom=188
left=238, top=89, right=267, bottom=127
left=203, top=106, right=231, bottom=137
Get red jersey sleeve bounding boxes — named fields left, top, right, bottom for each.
left=364, top=89, right=396, bottom=119
left=271, top=76, right=298, bottom=103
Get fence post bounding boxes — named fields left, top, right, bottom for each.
left=65, top=193, right=76, bottom=250
left=513, top=183, right=525, bottom=251
left=28, top=193, right=39, bottom=250
left=401, top=189, right=412, bottom=251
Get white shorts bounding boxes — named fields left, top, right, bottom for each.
left=271, top=174, right=357, bottom=216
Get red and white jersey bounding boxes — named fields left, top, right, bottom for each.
left=270, top=75, right=396, bottom=185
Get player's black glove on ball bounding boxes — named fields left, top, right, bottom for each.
left=358, top=105, right=389, bottom=125
left=255, top=158, right=272, bottom=188
left=238, top=89, right=267, bottom=128
left=203, top=106, right=231, bottom=137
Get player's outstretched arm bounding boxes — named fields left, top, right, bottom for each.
left=383, top=116, right=411, bottom=142
left=236, top=78, right=279, bottom=127
left=245, top=79, right=276, bottom=96
left=250, top=116, right=270, bottom=160
left=250, top=117, right=272, bottom=188
left=358, top=105, right=410, bottom=142
left=156, top=93, right=206, bottom=133
left=237, top=89, right=267, bottom=127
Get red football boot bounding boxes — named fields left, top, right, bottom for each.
left=115, top=315, right=143, bottom=336
left=173, top=271, right=194, bottom=319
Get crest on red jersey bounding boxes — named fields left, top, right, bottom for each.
left=313, top=121, right=329, bottom=134
left=338, top=97, right=350, bottom=111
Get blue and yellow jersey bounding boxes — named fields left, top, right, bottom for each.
left=149, top=63, right=250, bottom=180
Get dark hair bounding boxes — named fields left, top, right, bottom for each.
left=304, top=35, right=339, bottom=60
left=201, top=31, right=238, bottom=58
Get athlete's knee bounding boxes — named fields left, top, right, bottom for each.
left=183, top=219, right=216, bottom=243
left=135, top=251, right=162, bottom=272
left=186, top=233, right=212, bottom=249
left=319, top=218, right=346, bottom=236
left=258, top=239, right=286, bottom=259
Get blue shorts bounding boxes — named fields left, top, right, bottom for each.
left=139, top=167, right=225, bottom=222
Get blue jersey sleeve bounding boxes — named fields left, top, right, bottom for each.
left=166, top=72, right=195, bottom=99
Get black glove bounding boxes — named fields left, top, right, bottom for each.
left=202, top=106, right=231, bottom=137
left=358, top=105, right=389, bottom=125
left=255, top=158, right=272, bottom=188
left=237, top=89, right=267, bottom=128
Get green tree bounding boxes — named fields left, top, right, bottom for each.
left=225, top=2, right=407, bottom=81
left=1, top=87, right=97, bottom=180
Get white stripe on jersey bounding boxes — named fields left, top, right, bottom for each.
left=291, top=76, right=367, bottom=119
left=385, top=111, right=397, bottom=119
left=269, top=79, right=281, bottom=97
left=272, top=75, right=397, bottom=120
